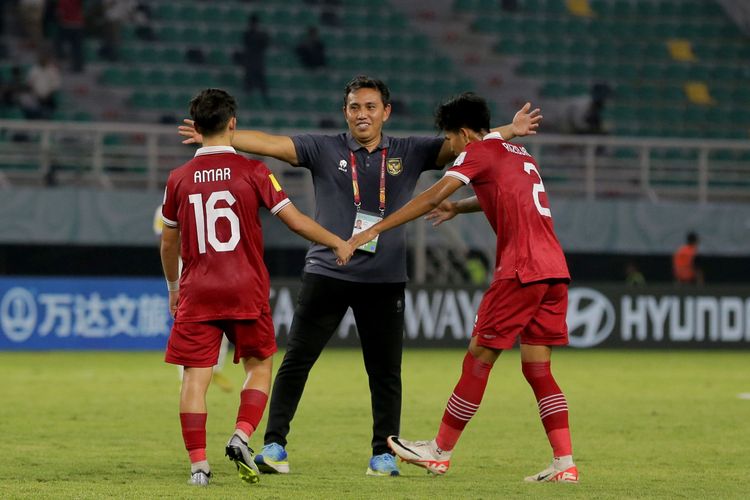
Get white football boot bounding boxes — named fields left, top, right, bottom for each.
left=387, top=436, right=451, bottom=475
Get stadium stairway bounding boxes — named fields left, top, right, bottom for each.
left=391, top=0, right=544, bottom=129
left=87, top=0, right=482, bottom=132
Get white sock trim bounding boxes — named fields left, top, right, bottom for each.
left=191, top=460, right=210, bottom=473
left=554, top=455, right=574, bottom=469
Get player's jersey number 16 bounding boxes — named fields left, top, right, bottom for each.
left=188, top=190, right=240, bottom=254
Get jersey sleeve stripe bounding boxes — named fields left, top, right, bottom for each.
left=161, top=215, right=178, bottom=227
left=270, top=198, right=291, bottom=215
left=444, top=170, right=470, bottom=185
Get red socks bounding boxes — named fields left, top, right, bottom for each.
left=436, top=352, right=493, bottom=451
left=180, top=413, right=207, bottom=463
left=179, top=390, right=267, bottom=467
left=235, top=389, right=268, bottom=437
left=522, top=361, right=572, bottom=457
left=433, top=356, right=573, bottom=457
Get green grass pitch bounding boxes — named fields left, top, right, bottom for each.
left=1, top=349, right=747, bottom=499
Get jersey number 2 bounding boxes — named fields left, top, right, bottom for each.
left=523, top=162, right=551, bottom=218
left=188, top=191, right=240, bottom=254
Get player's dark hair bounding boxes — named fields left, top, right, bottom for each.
left=435, top=92, right=491, bottom=133
left=687, top=231, right=699, bottom=244
left=189, top=88, right=237, bottom=137
left=343, top=75, right=391, bottom=107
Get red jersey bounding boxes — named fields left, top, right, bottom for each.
left=445, top=133, right=569, bottom=284
left=672, top=243, right=697, bottom=282
left=162, top=146, right=290, bottom=321
left=57, top=0, right=84, bottom=27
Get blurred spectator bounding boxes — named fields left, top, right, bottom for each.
left=56, top=0, right=85, bottom=73
left=19, top=0, right=46, bottom=49
left=1, top=66, right=28, bottom=111
left=99, top=0, right=136, bottom=61
left=584, top=83, right=611, bottom=134
left=295, top=26, right=326, bottom=70
left=624, top=261, right=646, bottom=286
left=673, top=232, right=703, bottom=285
left=242, top=13, right=270, bottom=104
left=133, top=2, right=155, bottom=41
left=19, top=51, right=61, bottom=119
left=565, top=83, right=611, bottom=135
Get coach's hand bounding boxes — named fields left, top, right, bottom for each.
left=425, top=200, right=458, bottom=227
left=511, top=102, right=542, bottom=137
left=334, top=239, right=355, bottom=265
left=178, top=119, right=203, bottom=145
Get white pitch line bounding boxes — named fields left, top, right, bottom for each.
left=737, top=393, right=750, bottom=400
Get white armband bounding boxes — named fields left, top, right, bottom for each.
left=166, top=280, right=179, bottom=292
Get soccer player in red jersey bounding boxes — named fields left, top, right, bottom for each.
left=161, top=89, right=353, bottom=486
left=349, top=92, right=577, bottom=483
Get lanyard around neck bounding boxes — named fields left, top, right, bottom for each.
left=350, top=149, right=387, bottom=215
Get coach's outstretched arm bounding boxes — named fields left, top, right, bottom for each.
left=179, top=102, right=541, bottom=168
left=276, top=203, right=354, bottom=265
left=179, top=120, right=299, bottom=165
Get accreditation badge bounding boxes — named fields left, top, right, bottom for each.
left=351, top=210, right=382, bottom=253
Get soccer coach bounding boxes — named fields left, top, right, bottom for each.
left=179, top=75, right=541, bottom=476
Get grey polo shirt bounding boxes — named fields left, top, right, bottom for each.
left=292, top=132, right=444, bottom=283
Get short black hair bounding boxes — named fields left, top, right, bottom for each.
left=687, top=231, right=699, bottom=244
left=343, top=75, right=391, bottom=107
left=189, top=88, right=236, bottom=137
left=435, top=92, right=491, bottom=133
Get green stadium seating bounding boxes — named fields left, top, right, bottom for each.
left=472, top=0, right=749, bottom=138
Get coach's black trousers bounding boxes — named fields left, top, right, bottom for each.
left=264, top=272, right=405, bottom=456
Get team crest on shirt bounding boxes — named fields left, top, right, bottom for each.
left=386, top=158, right=403, bottom=176
left=338, top=159, right=348, bottom=172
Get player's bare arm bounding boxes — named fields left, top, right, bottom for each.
left=276, top=203, right=354, bottom=264
left=425, top=196, right=482, bottom=227
left=179, top=119, right=299, bottom=165
left=160, top=225, right=180, bottom=317
left=349, top=176, right=465, bottom=249
left=434, top=102, right=542, bottom=166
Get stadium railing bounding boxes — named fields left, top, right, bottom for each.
left=2, top=119, right=748, bottom=204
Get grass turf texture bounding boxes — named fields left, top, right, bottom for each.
left=1, top=349, right=747, bottom=499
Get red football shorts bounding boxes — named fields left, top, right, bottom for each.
left=472, top=278, right=569, bottom=350
left=165, top=312, right=277, bottom=367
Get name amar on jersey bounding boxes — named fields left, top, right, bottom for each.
left=194, top=167, right=231, bottom=183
